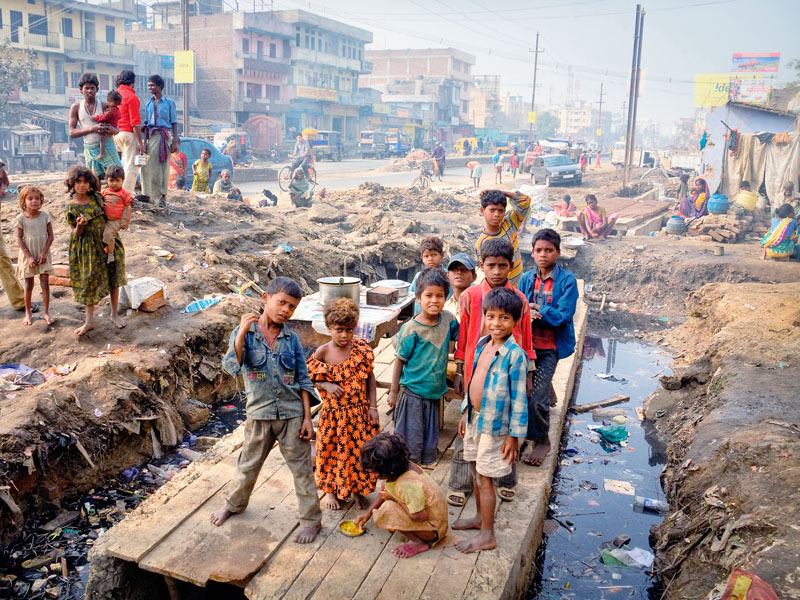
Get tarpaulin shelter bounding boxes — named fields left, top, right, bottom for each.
left=702, top=102, right=799, bottom=203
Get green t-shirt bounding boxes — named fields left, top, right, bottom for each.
left=395, top=311, right=460, bottom=399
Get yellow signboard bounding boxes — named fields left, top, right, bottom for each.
left=296, top=85, right=338, bottom=102
left=596, top=128, right=602, bottom=136
left=527, top=111, right=536, bottom=124
left=694, top=74, right=730, bottom=108
left=174, top=51, right=195, bottom=84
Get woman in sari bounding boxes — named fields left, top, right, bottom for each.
left=169, top=149, right=188, bottom=189
left=678, top=178, right=709, bottom=219
left=761, top=203, right=798, bottom=260
left=289, top=168, right=325, bottom=208
left=577, top=194, right=618, bottom=240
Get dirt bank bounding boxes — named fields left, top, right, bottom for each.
left=644, top=282, right=800, bottom=599
left=0, top=182, right=480, bottom=548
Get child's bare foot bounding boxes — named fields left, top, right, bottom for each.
left=111, top=314, right=127, bottom=329
left=294, top=523, right=321, bottom=544
left=23, top=311, right=33, bottom=326
left=353, top=493, right=370, bottom=510
left=522, top=439, right=551, bottom=466
left=452, top=515, right=482, bottom=530
left=455, top=531, right=497, bottom=554
left=43, top=313, right=56, bottom=326
left=209, top=507, right=233, bottom=526
left=321, top=493, right=341, bottom=511
left=75, top=322, right=94, bottom=337
left=392, top=541, right=430, bottom=559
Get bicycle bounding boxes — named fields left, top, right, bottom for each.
left=412, top=162, right=435, bottom=190
left=278, top=156, right=317, bottom=192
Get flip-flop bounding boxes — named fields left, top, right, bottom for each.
left=446, top=491, right=466, bottom=507
left=498, top=487, right=515, bottom=502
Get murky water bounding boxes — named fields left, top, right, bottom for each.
left=527, top=334, right=670, bottom=600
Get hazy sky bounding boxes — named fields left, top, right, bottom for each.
left=268, top=0, right=799, bottom=128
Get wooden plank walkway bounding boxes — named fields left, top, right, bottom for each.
left=91, top=286, right=588, bottom=600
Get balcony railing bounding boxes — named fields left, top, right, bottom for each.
left=0, top=26, right=134, bottom=61
left=63, top=35, right=134, bottom=60
left=0, top=27, right=63, bottom=51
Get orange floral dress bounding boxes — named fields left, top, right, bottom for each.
left=307, top=338, right=379, bottom=501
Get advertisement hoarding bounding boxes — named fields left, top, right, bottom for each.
left=731, top=52, right=780, bottom=74
left=694, top=74, right=730, bottom=108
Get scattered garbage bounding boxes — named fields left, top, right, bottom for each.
left=604, top=479, right=636, bottom=496
left=721, top=568, right=780, bottom=600
left=601, top=547, right=654, bottom=569
left=273, top=243, right=293, bottom=254
left=596, top=373, right=627, bottom=383
left=0, top=364, right=45, bottom=388
left=42, top=364, right=72, bottom=380
left=633, top=496, right=669, bottom=514
left=182, top=296, right=224, bottom=313
left=120, top=277, right=167, bottom=311
left=597, top=423, right=629, bottom=443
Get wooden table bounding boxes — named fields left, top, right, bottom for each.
left=286, top=290, right=414, bottom=349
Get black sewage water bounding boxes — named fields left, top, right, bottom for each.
left=527, top=331, right=670, bottom=600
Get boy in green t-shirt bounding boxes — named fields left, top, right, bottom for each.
left=389, top=268, right=459, bottom=466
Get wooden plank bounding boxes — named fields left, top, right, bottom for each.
left=138, top=455, right=293, bottom=586
left=571, top=394, right=630, bottom=414
left=244, top=503, right=351, bottom=600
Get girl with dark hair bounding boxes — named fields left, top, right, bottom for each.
left=355, top=433, right=448, bottom=559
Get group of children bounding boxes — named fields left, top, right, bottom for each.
left=212, top=186, right=578, bottom=559
left=12, top=164, right=132, bottom=335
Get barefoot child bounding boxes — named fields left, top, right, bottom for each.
left=517, top=229, right=578, bottom=466
left=101, top=165, right=132, bottom=263
left=409, top=235, right=450, bottom=314
left=453, top=287, right=528, bottom=554
left=93, top=90, right=122, bottom=160
left=447, top=239, right=534, bottom=506
left=474, top=189, right=532, bottom=287
left=389, top=268, right=459, bottom=466
left=493, top=150, right=503, bottom=184
left=211, top=277, right=322, bottom=544
left=355, top=433, right=448, bottom=559
left=65, top=165, right=127, bottom=336
left=14, top=186, right=54, bottom=326
left=190, top=148, right=212, bottom=192
left=465, top=160, right=482, bottom=188
left=307, top=298, right=380, bottom=511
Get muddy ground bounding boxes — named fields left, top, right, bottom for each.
left=1, top=166, right=799, bottom=598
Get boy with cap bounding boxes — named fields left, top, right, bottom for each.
left=443, top=252, right=477, bottom=318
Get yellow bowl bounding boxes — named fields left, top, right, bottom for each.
left=338, top=520, right=365, bottom=537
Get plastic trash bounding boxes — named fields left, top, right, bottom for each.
left=274, top=243, right=293, bottom=254
left=596, top=373, right=627, bottom=382
left=121, top=277, right=167, bottom=310
left=608, top=547, right=654, bottom=568
left=597, top=424, right=628, bottom=443
left=0, top=363, right=45, bottom=387
left=721, top=568, right=780, bottom=600
left=633, top=496, right=669, bottom=514
left=182, top=296, right=224, bottom=313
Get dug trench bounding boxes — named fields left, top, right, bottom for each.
left=1, top=180, right=798, bottom=598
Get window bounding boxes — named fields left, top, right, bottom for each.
left=84, top=12, right=94, bottom=20
left=0, top=11, right=3, bottom=29
left=295, top=32, right=300, bottom=47
left=62, top=17, right=72, bottom=38
left=33, top=69, right=50, bottom=89
left=29, top=13, right=47, bottom=35
left=304, top=35, right=309, bottom=49
left=10, top=11, right=22, bottom=42
left=257, top=40, right=263, bottom=59
left=269, top=43, right=276, bottom=58
left=242, top=38, right=249, bottom=53
left=71, top=72, right=80, bottom=87
left=310, top=37, right=314, bottom=51
left=283, top=39, right=290, bottom=56
left=105, top=25, right=115, bottom=43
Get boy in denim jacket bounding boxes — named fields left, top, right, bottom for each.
left=210, top=277, right=322, bottom=543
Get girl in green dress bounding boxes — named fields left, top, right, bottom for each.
left=65, top=165, right=127, bottom=336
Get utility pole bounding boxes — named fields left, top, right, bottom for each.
left=181, top=0, right=190, bottom=137
left=623, top=5, right=643, bottom=189
left=629, top=7, right=645, bottom=183
left=528, top=32, right=543, bottom=142
left=596, top=82, right=603, bottom=149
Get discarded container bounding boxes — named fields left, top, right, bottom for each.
left=714, top=245, right=725, bottom=256
left=633, top=495, right=669, bottom=514
left=665, top=215, right=687, bottom=235
left=607, top=547, right=654, bottom=568
left=182, top=296, right=224, bottom=313
left=597, top=424, right=628, bottom=443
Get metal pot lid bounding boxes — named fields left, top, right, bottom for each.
left=317, top=276, right=361, bottom=285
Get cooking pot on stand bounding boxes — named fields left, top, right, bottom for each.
left=317, top=276, right=361, bottom=306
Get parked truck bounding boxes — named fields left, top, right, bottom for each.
left=668, top=151, right=701, bottom=174
left=611, top=145, right=657, bottom=168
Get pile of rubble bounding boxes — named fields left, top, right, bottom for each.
left=686, top=209, right=771, bottom=243
left=374, top=149, right=432, bottom=172
left=325, top=181, right=474, bottom=213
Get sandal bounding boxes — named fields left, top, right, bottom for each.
left=498, top=487, right=515, bottom=502
left=446, top=491, right=466, bottom=507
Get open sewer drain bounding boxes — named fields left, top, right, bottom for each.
left=527, top=331, right=670, bottom=599
left=0, top=396, right=249, bottom=599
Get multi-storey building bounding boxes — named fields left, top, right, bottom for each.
left=469, top=75, right=502, bottom=130
left=126, top=11, right=292, bottom=127
left=361, top=48, right=475, bottom=141
left=0, top=0, right=140, bottom=109
left=272, top=9, right=372, bottom=139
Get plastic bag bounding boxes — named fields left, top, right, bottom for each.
left=597, top=423, right=628, bottom=443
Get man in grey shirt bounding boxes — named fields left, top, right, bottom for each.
left=290, top=134, right=311, bottom=174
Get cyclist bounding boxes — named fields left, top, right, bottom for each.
left=289, top=134, right=312, bottom=176
left=431, top=141, right=445, bottom=179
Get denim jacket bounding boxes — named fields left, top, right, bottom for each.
left=222, top=323, right=316, bottom=420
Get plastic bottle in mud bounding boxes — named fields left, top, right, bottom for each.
left=633, top=496, right=669, bottom=514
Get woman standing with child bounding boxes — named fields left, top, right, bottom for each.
left=307, top=298, right=380, bottom=510
left=65, top=165, right=127, bottom=336
left=14, top=186, right=54, bottom=326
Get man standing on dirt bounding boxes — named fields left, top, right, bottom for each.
left=142, top=74, right=179, bottom=207
left=114, top=70, right=144, bottom=195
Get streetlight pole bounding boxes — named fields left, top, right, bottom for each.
left=528, top=32, right=543, bottom=141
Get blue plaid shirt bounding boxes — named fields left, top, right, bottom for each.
left=460, top=335, right=529, bottom=438
left=222, top=323, right=316, bottom=420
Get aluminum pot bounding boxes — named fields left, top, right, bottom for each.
left=374, top=279, right=412, bottom=298
left=317, top=276, right=361, bottom=306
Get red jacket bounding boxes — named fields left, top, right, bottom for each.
left=454, top=279, right=535, bottom=383
left=116, top=84, right=141, bottom=132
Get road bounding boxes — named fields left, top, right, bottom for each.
left=237, top=157, right=492, bottom=194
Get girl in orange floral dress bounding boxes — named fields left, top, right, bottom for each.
left=307, top=298, right=380, bottom=510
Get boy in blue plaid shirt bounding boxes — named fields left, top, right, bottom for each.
left=453, top=287, right=528, bottom=554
